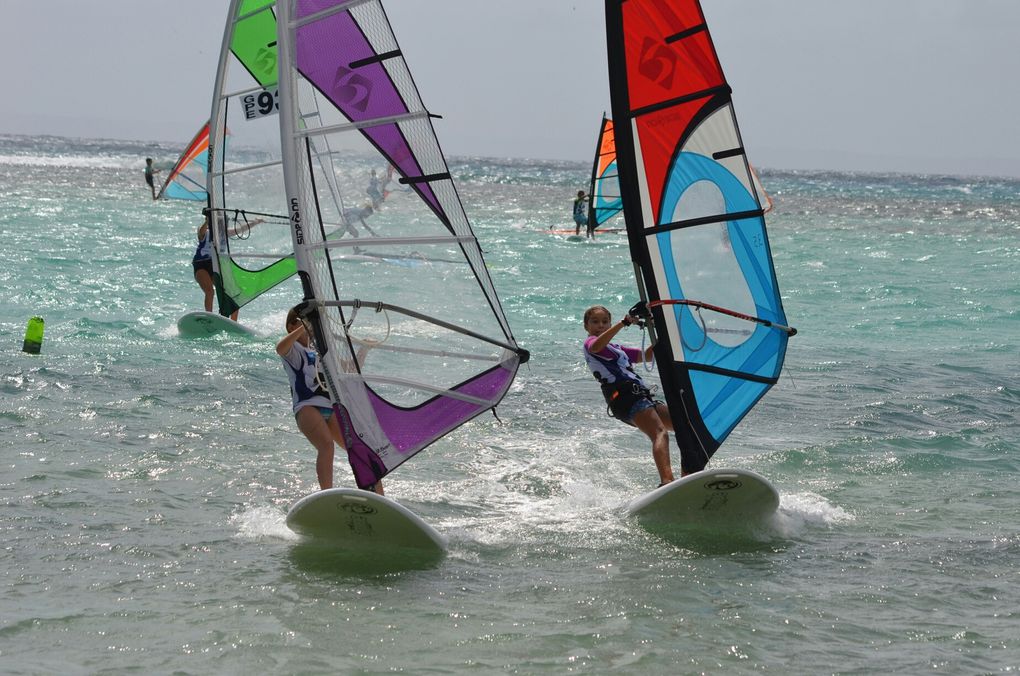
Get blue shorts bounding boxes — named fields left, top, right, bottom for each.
left=624, top=397, right=658, bottom=423
left=296, top=406, right=334, bottom=421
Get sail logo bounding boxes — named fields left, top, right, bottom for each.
left=638, top=37, right=678, bottom=89
left=290, top=197, right=304, bottom=245
left=331, top=66, right=373, bottom=112
left=253, top=46, right=277, bottom=79
left=645, top=110, right=685, bottom=128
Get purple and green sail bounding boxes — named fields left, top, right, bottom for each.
left=277, top=0, right=526, bottom=488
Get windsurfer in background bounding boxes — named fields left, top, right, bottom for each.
left=572, top=190, right=589, bottom=236
left=277, top=305, right=384, bottom=495
left=192, top=212, right=262, bottom=319
left=144, top=158, right=160, bottom=200
left=582, top=304, right=684, bottom=487
left=340, top=202, right=380, bottom=248
left=366, top=169, right=384, bottom=208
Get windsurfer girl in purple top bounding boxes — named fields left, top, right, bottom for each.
left=582, top=304, right=682, bottom=487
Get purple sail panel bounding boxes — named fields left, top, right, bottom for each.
left=293, top=1, right=444, bottom=215
left=334, top=403, right=388, bottom=489
left=368, top=366, right=515, bottom=454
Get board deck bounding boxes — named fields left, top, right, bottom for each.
left=286, top=488, right=446, bottom=555
left=177, top=311, right=257, bottom=338
left=626, top=467, right=779, bottom=526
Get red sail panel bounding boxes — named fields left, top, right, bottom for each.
left=619, top=1, right=728, bottom=224
left=621, top=1, right=723, bottom=111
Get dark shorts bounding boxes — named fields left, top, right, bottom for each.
left=603, top=379, right=657, bottom=422
left=145, top=174, right=154, bottom=188
left=192, top=259, right=213, bottom=275
left=624, top=397, right=660, bottom=424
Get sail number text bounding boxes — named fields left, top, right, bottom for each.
left=242, top=88, right=280, bottom=120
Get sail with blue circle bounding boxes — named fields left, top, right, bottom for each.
left=606, top=0, right=794, bottom=473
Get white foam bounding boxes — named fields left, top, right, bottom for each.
left=231, top=505, right=298, bottom=541
left=771, top=491, right=855, bottom=538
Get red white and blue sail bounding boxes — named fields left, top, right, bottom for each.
left=587, top=114, right=624, bottom=229
left=606, top=0, right=794, bottom=473
left=271, top=0, right=527, bottom=489
left=157, top=122, right=210, bottom=201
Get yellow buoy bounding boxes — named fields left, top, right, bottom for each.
left=22, top=316, right=44, bottom=354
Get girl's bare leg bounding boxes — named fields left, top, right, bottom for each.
left=296, top=407, right=336, bottom=489
left=194, top=268, right=215, bottom=313
left=632, top=407, right=674, bottom=485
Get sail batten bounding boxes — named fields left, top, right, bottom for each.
left=210, top=158, right=285, bottom=178
left=646, top=208, right=765, bottom=234
left=628, top=85, right=732, bottom=119
left=606, top=0, right=792, bottom=473
left=235, top=2, right=277, bottom=24
left=294, top=110, right=432, bottom=137
left=291, top=0, right=372, bottom=27
left=312, top=234, right=476, bottom=249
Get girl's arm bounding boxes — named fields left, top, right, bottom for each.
left=197, top=221, right=209, bottom=241
left=588, top=314, right=636, bottom=354
left=276, top=323, right=305, bottom=356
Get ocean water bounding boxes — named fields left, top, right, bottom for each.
left=1, top=133, right=1019, bottom=673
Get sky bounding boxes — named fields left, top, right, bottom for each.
left=2, top=0, right=1019, bottom=177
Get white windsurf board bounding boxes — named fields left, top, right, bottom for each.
left=177, top=311, right=257, bottom=338
left=626, top=467, right=779, bottom=526
left=286, top=488, right=446, bottom=555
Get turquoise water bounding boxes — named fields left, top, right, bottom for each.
left=2, top=134, right=1019, bottom=673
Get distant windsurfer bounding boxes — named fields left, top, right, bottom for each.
left=582, top=304, right=686, bottom=487
left=366, top=169, right=384, bottom=208
left=277, top=305, right=384, bottom=494
left=340, top=202, right=380, bottom=248
left=572, top=190, right=589, bottom=235
left=192, top=212, right=261, bottom=319
left=144, top=158, right=160, bottom=200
